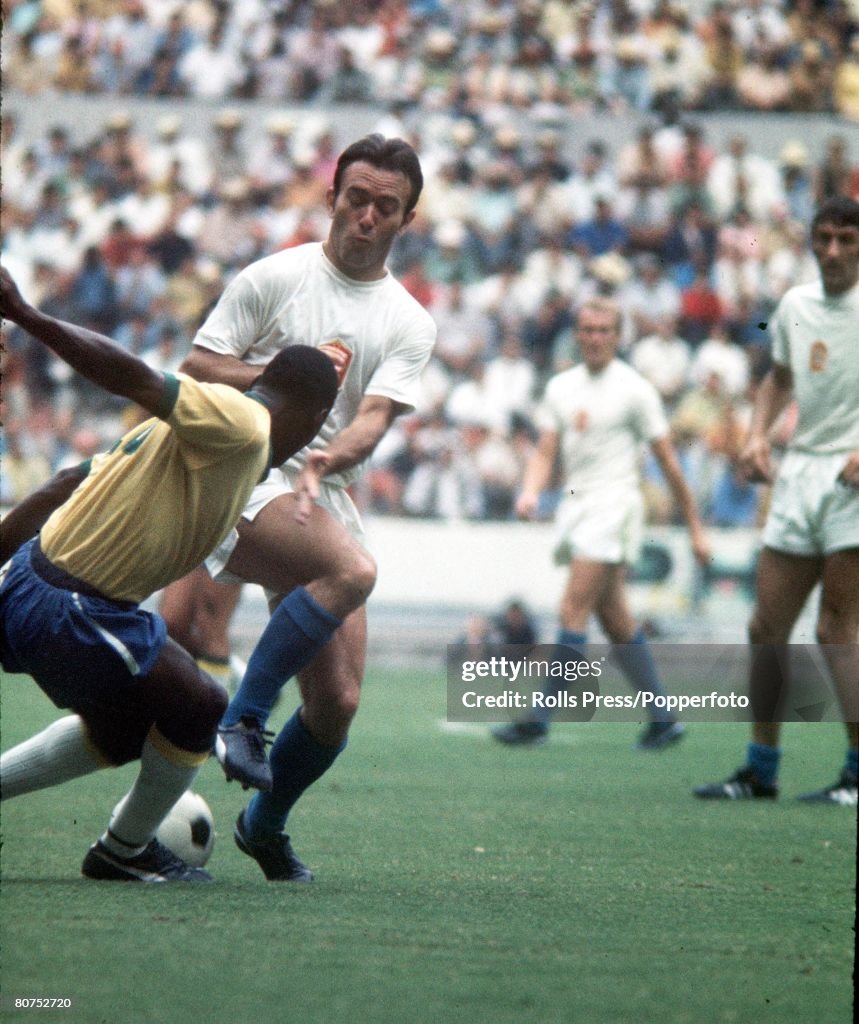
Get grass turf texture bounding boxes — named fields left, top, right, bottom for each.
left=1, top=667, right=855, bottom=1024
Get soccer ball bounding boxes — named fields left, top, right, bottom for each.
left=111, top=791, right=215, bottom=868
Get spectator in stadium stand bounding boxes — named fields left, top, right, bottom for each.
left=736, top=40, right=792, bottom=112
left=787, top=40, right=835, bottom=114
left=662, top=202, right=718, bottom=288
left=567, top=194, right=630, bottom=260
left=492, top=297, right=710, bottom=750
left=814, top=134, right=858, bottom=205
left=620, top=253, right=682, bottom=340
left=631, top=315, right=693, bottom=411
left=174, top=135, right=436, bottom=882
left=834, top=37, right=859, bottom=121
left=776, top=140, right=816, bottom=226
left=695, top=197, right=859, bottom=806
left=0, top=267, right=337, bottom=883
left=676, top=262, right=722, bottom=350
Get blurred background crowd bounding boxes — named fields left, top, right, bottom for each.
left=2, top=0, right=859, bottom=533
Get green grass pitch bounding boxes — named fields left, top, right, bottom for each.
left=1, top=666, right=855, bottom=1024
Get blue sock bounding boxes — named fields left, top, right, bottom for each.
left=747, top=741, right=781, bottom=786
left=244, top=709, right=345, bottom=838
left=612, top=628, right=672, bottom=722
left=223, top=587, right=342, bottom=728
left=846, top=748, right=858, bottom=778
left=533, top=629, right=588, bottom=724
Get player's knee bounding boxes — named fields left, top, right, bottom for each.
left=748, top=610, right=782, bottom=646
left=195, top=672, right=230, bottom=730
left=815, top=609, right=858, bottom=647
left=334, top=550, right=377, bottom=608
left=157, top=670, right=228, bottom=753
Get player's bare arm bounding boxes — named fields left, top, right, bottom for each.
left=515, top=430, right=560, bottom=519
left=739, top=363, right=794, bottom=483
left=0, top=268, right=167, bottom=415
left=0, top=464, right=89, bottom=565
left=294, top=395, right=405, bottom=524
left=650, top=436, right=711, bottom=566
left=180, top=344, right=262, bottom=392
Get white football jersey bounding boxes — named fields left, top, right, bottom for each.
left=770, top=279, right=859, bottom=455
left=194, top=243, right=437, bottom=486
left=536, top=358, right=668, bottom=495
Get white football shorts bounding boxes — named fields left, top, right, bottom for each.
left=207, top=466, right=367, bottom=588
left=551, top=487, right=644, bottom=566
left=763, top=450, right=859, bottom=556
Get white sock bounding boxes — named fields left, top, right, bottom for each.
left=1, top=716, right=105, bottom=799
left=102, top=727, right=205, bottom=857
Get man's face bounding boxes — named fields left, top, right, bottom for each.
left=577, top=307, right=620, bottom=371
left=812, top=219, right=859, bottom=296
left=324, top=161, right=415, bottom=281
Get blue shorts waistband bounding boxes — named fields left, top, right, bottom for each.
left=30, top=539, right=136, bottom=609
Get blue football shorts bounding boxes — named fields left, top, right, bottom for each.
left=0, top=538, right=167, bottom=713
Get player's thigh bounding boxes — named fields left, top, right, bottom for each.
left=751, top=546, right=822, bottom=641
left=81, top=639, right=228, bottom=763
left=818, top=547, right=859, bottom=643
left=227, top=493, right=374, bottom=594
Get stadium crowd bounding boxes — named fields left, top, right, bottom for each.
left=2, top=0, right=859, bottom=532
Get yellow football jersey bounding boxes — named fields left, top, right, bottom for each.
left=40, top=374, right=271, bottom=602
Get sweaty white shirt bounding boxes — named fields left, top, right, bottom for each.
left=194, top=243, right=437, bottom=487
left=770, top=278, right=859, bottom=455
left=536, top=358, right=668, bottom=494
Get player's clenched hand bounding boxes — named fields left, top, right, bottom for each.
left=837, top=449, right=859, bottom=488
left=515, top=491, right=539, bottom=520
left=294, top=450, right=331, bottom=525
left=738, top=435, right=771, bottom=483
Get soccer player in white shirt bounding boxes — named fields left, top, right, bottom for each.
left=696, top=197, right=859, bottom=805
left=493, top=298, right=710, bottom=749
left=179, top=136, right=437, bottom=879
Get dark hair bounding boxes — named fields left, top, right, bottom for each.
left=332, top=134, right=423, bottom=214
left=812, top=196, right=859, bottom=234
left=257, top=344, right=339, bottom=411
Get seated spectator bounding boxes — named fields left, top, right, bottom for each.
left=679, top=264, right=724, bottom=344
left=428, top=280, right=493, bottom=376
left=631, top=315, right=692, bottom=409
left=317, top=45, right=375, bottom=105
left=834, top=37, right=859, bottom=121
left=567, top=195, right=629, bottom=258
left=663, top=202, right=719, bottom=288
left=736, top=41, right=791, bottom=112
left=787, top=40, right=834, bottom=113
left=482, top=330, right=537, bottom=432
left=690, top=322, right=750, bottom=399
left=620, top=253, right=681, bottom=340
left=707, top=134, right=783, bottom=223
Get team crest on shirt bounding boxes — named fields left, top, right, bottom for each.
left=809, top=340, right=828, bottom=373
left=572, top=409, right=590, bottom=432
left=318, top=339, right=353, bottom=387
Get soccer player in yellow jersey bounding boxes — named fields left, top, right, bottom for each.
left=0, top=268, right=337, bottom=881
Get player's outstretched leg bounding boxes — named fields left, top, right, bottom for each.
left=1, top=716, right=105, bottom=799
left=215, top=586, right=342, bottom=790
left=82, top=641, right=226, bottom=882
